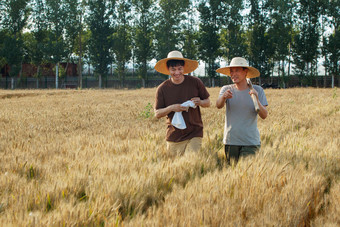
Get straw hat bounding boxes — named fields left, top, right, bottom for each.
left=154, top=51, right=199, bottom=75
left=216, top=57, right=260, bottom=78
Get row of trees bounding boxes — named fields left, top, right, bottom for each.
left=0, top=0, right=339, bottom=88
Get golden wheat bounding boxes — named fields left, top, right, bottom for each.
left=0, top=87, right=339, bottom=226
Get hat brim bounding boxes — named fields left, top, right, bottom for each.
left=216, top=66, right=260, bottom=78
left=155, top=57, right=199, bottom=75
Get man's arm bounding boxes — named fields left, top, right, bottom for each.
left=216, top=96, right=226, bottom=109
left=258, top=103, right=268, bottom=119
left=191, top=97, right=211, bottom=108
left=154, top=104, right=189, bottom=119
left=216, top=89, right=233, bottom=109
left=249, top=89, right=268, bottom=119
left=200, top=98, right=211, bottom=107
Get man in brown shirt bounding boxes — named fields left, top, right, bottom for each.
left=154, top=51, right=210, bottom=156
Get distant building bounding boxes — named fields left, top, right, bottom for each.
left=1, top=63, right=78, bottom=78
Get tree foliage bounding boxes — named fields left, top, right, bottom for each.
left=181, top=0, right=198, bottom=62
left=114, top=0, right=132, bottom=86
left=197, top=0, right=223, bottom=80
left=154, top=0, right=190, bottom=60
left=45, top=0, right=67, bottom=64
left=0, top=0, right=338, bottom=88
left=64, top=0, right=82, bottom=62
left=132, top=0, right=155, bottom=86
left=87, top=0, right=115, bottom=88
left=219, top=0, right=246, bottom=61
left=292, top=0, right=323, bottom=84
left=247, top=0, right=273, bottom=80
left=28, top=0, right=48, bottom=78
left=1, top=0, right=30, bottom=77
left=325, top=28, right=340, bottom=78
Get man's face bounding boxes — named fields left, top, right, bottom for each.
left=230, top=67, right=248, bottom=83
left=169, top=65, right=184, bottom=84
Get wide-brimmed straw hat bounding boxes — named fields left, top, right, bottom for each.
left=216, top=57, right=260, bottom=78
left=154, top=50, right=199, bottom=75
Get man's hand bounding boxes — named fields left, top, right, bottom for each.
left=248, top=89, right=268, bottom=119
left=155, top=104, right=189, bottom=119
left=191, top=97, right=201, bottom=106
left=216, top=90, right=232, bottom=109
left=172, top=104, right=189, bottom=112
left=191, top=97, right=211, bottom=107
left=249, top=88, right=258, bottom=100
left=222, top=90, right=233, bottom=100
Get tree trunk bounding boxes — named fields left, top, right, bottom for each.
left=56, top=63, right=59, bottom=89
left=288, top=43, right=291, bottom=77
left=324, top=67, right=327, bottom=88
left=110, top=63, right=113, bottom=77
left=78, top=25, right=83, bottom=89
left=132, top=53, right=135, bottom=78
left=11, top=77, right=14, bottom=90
left=19, top=62, right=23, bottom=78
left=99, top=74, right=102, bottom=88
left=78, top=58, right=82, bottom=89
left=36, top=66, right=40, bottom=89
left=65, top=62, right=69, bottom=77
left=143, top=60, right=147, bottom=88
left=314, top=61, right=319, bottom=87
left=5, top=66, right=8, bottom=89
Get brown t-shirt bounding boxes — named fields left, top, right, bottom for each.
left=155, top=75, right=210, bottom=142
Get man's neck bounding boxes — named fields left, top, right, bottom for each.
left=234, top=79, right=249, bottom=90
left=171, top=75, right=185, bottom=84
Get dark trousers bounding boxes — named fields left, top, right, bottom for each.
left=225, top=145, right=260, bottom=164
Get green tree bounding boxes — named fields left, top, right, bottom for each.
left=266, top=0, right=296, bottom=87
left=247, top=0, right=273, bottom=85
left=0, top=1, right=6, bottom=68
left=154, top=0, right=190, bottom=60
left=45, top=0, right=67, bottom=88
left=0, top=30, right=7, bottom=69
left=28, top=0, right=49, bottom=88
left=322, top=0, right=339, bottom=87
left=66, top=0, right=88, bottom=89
left=114, top=0, right=132, bottom=87
left=0, top=1, right=5, bottom=25
left=64, top=0, right=83, bottom=79
left=87, top=0, right=115, bottom=88
left=325, top=28, right=340, bottom=87
left=1, top=0, right=30, bottom=89
left=198, top=0, right=223, bottom=86
left=132, top=0, right=155, bottom=87
left=328, top=0, right=339, bottom=31
left=2, top=34, right=23, bottom=78
left=181, top=0, right=198, bottom=62
left=292, top=0, right=322, bottom=86
left=219, top=0, right=246, bottom=61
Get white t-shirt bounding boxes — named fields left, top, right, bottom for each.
left=219, top=84, right=268, bottom=146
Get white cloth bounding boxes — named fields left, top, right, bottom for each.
left=171, top=100, right=196, bottom=129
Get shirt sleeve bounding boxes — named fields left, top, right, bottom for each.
left=155, top=86, right=165, bottom=109
left=219, top=85, right=229, bottom=98
left=197, top=78, right=210, bottom=99
left=256, top=86, right=268, bottom=106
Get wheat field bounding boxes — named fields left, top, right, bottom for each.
left=0, top=87, right=339, bottom=226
